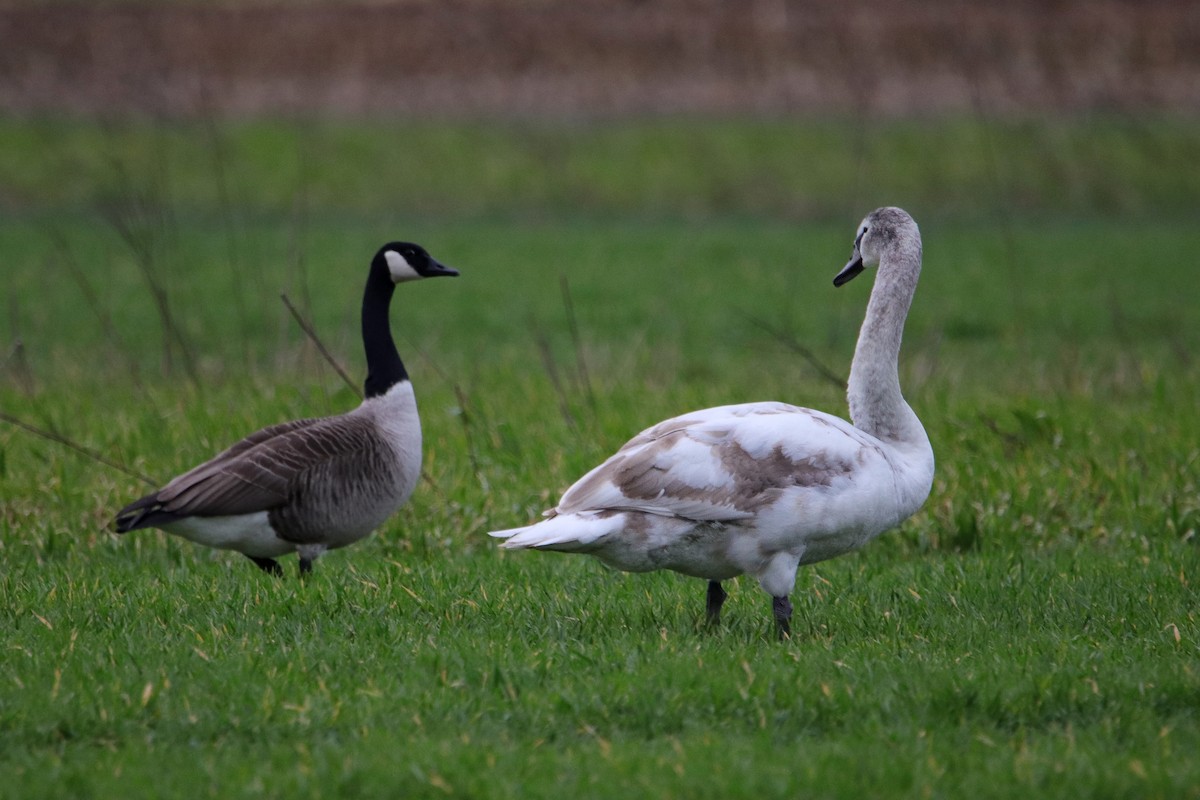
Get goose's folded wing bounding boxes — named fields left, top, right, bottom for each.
left=197, top=418, right=320, bottom=467
left=554, top=404, right=871, bottom=522
left=155, top=416, right=377, bottom=517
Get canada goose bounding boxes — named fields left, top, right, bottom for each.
left=491, top=208, right=934, bottom=638
left=113, top=242, right=459, bottom=576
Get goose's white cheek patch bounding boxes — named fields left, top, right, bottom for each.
left=385, top=250, right=421, bottom=282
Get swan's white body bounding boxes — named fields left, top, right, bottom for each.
left=496, top=400, right=932, bottom=597
left=491, top=207, right=934, bottom=634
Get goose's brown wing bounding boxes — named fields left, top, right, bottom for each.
left=155, top=416, right=377, bottom=517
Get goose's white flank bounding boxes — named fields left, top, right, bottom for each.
left=113, top=242, right=459, bottom=576
left=490, top=207, right=934, bottom=637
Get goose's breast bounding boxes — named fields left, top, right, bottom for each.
left=276, top=434, right=420, bottom=547
left=273, top=387, right=424, bottom=548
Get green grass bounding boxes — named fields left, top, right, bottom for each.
left=1, top=116, right=1199, bottom=798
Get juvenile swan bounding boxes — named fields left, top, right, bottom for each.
left=113, top=242, right=459, bottom=576
left=491, top=208, right=934, bottom=637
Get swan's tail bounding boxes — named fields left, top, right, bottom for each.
left=488, top=511, right=622, bottom=552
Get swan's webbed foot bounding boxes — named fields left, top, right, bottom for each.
left=705, top=580, right=727, bottom=627
left=772, top=595, right=793, bottom=640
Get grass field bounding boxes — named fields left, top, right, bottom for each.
left=2, top=116, right=1199, bottom=798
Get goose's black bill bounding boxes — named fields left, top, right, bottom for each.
left=427, top=259, right=460, bottom=278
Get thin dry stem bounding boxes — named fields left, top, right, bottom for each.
left=743, top=313, right=846, bottom=390
left=280, top=293, right=361, bottom=398
left=0, top=410, right=158, bottom=487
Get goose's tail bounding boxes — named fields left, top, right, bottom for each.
left=112, top=493, right=178, bottom=533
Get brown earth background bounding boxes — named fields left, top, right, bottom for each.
left=2, top=0, right=1198, bottom=118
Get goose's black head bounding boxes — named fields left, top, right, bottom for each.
left=375, top=242, right=460, bottom=283
left=833, top=207, right=918, bottom=287
left=360, top=241, right=459, bottom=399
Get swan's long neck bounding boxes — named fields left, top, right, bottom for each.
left=362, top=264, right=407, bottom=399
left=846, top=236, right=924, bottom=444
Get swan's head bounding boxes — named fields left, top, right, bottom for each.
left=834, top=207, right=918, bottom=287
left=376, top=242, right=460, bottom=283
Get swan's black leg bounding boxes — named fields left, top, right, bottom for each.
left=298, top=557, right=314, bottom=577
left=706, top=581, right=727, bottom=627
left=772, top=595, right=793, bottom=640
left=247, top=556, right=283, bottom=577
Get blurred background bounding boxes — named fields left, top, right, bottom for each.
left=3, top=1, right=1197, bottom=223
left=1, top=0, right=1197, bottom=456
left=4, top=1, right=1198, bottom=118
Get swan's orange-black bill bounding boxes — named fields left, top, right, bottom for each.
left=833, top=255, right=864, bottom=287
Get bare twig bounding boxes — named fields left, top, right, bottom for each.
left=530, top=318, right=579, bottom=432
left=201, top=113, right=252, bottom=363
left=958, top=1, right=1023, bottom=318
left=3, top=340, right=35, bottom=396
left=0, top=411, right=158, bottom=487
left=280, top=144, right=313, bottom=376
left=5, top=294, right=36, bottom=395
left=280, top=293, right=360, bottom=398
left=452, top=384, right=484, bottom=489
left=742, top=313, right=846, bottom=390
left=45, top=232, right=145, bottom=391
left=99, top=154, right=200, bottom=389
left=560, top=274, right=595, bottom=409
left=402, top=334, right=486, bottom=491
left=285, top=150, right=315, bottom=334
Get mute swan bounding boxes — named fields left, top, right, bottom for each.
left=491, top=208, right=933, bottom=638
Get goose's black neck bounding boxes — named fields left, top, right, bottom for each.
left=361, top=259, right=406, bottom=398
